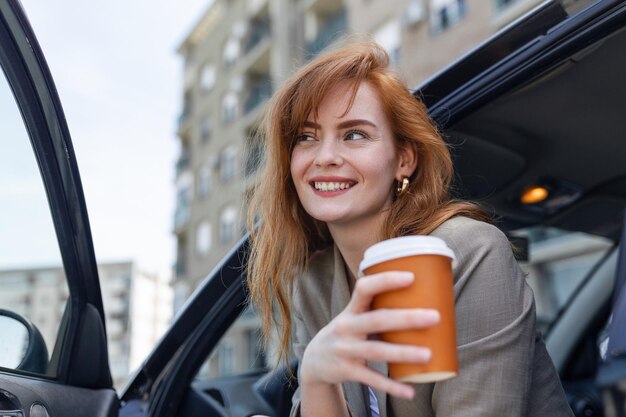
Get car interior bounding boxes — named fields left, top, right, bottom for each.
left=163, top=13, right=626, bottom=417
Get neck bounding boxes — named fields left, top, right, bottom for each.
left=328, top=215, right=386, bottom=289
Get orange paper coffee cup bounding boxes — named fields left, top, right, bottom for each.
left=359, top=236, right=458, bottom=383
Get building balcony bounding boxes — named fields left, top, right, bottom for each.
left=306, top=7, right=347, bottom=59
left=107, top=298, right=129, bottom=316
left=247, top=0, right=268, bottom=18
left=178, top=111, right=189, bottom=132
left=240, top=32, right=271, bottom=75
left=175, top=155, right=191, bottom=178
left=174, top=259, right=186, bottom=278
left=244, top=78, right=272, bottom=115
left=178, top=95, right=193, bottom=135
left=244, top=18, right=271, bottom=55
left=174, top=204, right=190, bottom=230
left=106, top=277, right=129, bottom=295
left=300, top=0, right=340, bottom=15
left=107, top=319, right=126, bottom=337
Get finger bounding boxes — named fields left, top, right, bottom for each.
left=349, top=308, right=440, bottom=334
left=348, top=271, right=414, bottom=312
left=337, top=340, right=431, bottom=364
left=348, top=364, right=415, bottom=399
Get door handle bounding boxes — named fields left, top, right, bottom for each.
left=0, top=410, right=23, bottom=416
left=0, top=389, right=23, bottom=417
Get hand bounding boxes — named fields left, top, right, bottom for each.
left=299, top=271, right=440, bottom=399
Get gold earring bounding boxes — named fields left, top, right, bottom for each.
left=396, top=177, right=410, bottom=196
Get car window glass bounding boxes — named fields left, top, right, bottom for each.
left=513, top=226, right=613, bottom=334
left=195, top=303, right=268, bottom=381
left=0, top=67, right=69, bottom=376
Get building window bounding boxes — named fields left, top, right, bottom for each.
left=429, top=0, right=467, bottom=34
left=246, top=329, right=266, bottom=370
left=219, top=207, right=238, bottom=244
left=201, top=117, right=212, bottom=143
left=195, top=221, right=212, bottom=256
left=374, top=20, right=401, bottom=66
left=305, top=8, right=348, bottom=59
left=220, top=147, right=237, bottom=183
left=403, top=0, right=426, bottom=28
left=197, top=166, right=211, bottom=199
left=174, top=172, right=193, bottom=228
left=183, top=64, right=196, bottom=90
left=494, top=0, right=519, bottom=12
left=175, top=234, right=188, bottom=279
left=218, top=340, right=235, bottom=376
left=200, top=64, right=216, bottom=92
left=223, top=38, right=240, bottom=68
left=221, top=92, right=238, bottom=124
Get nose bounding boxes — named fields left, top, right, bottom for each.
left=314, top=138, right=343, bottom=167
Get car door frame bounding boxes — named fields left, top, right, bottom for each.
left=0, top=0, right=117, bottom=414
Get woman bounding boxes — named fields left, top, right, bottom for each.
left=247, top=42, right=572, bottom=416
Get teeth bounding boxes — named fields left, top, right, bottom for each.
left=314, top=182, right=352, bottom=191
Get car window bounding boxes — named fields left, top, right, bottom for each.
left=513, top=226, right=614, bottom=334
left=195, top=303, right=267, bottom=380
left=0, top=66, right=69, bottom=376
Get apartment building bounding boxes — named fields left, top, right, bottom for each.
left=173, top=0, right=354, bottom=310
left=175, top=0, right=594, bottom=379
left=0, top=261, right=172, bottom=389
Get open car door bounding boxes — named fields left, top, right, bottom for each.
left=0, top=1, right=117, bottom=416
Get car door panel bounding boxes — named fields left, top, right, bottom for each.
left=1, top=373, right=118, bottom=417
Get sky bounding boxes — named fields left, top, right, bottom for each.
left=9, top=0, right=211, bottom=276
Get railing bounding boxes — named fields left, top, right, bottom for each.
left=175, top=155, right=191, bottom=177
left=178, top=111, right=190, bottom=132
left=174, top=259, right=186, bottom=277
left=306, top=7, right=347, bottom=59
left=244, top=79, right=272, bottom=114
left=244, top=17, right=271, bottom=54
left=174, top=204, right=190, bottom=229
left=178, top=95, right=192, bottom=131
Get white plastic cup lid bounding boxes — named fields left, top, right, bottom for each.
left=359, top=236, right=456, bottom=276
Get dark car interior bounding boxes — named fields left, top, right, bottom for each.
left=447, top=25, right=626, bottom=240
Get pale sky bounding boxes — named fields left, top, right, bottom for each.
left=9, top=0, right=211, bottom=276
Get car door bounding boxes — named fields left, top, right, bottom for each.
left=0, top=1, right=117, bottom=416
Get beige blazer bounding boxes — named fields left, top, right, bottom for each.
left=290, top=216, right=573, bottom=417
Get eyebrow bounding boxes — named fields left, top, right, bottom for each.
left=303, top=119, right=377, bottom=130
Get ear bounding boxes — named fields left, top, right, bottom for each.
left=396, top=144, right=417, bottom=180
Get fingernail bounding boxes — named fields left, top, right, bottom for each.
left=422, top=309, right=440, bottom=323
left=418, top=348, right=432, bottom=361
left=397, top=272, right=414, bottom=280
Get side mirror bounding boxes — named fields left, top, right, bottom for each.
left=0, top=309, right=48, bottom=373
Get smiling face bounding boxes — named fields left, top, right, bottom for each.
left=289, top=81, right=416, bottom=230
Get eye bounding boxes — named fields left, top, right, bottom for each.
left=295, top=133, right=315, bottom=142
left=345, top=130, right=367, bottom=141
